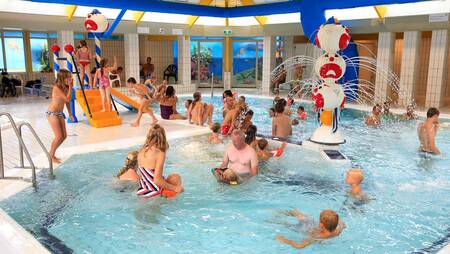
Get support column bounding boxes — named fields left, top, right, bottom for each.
left=284, top=36, right=295, bottom=82
left=261, top=36, right=276, bottom=95
left=374, top=32, right=395, bottom=102
left=124, top=33, right=140, bottom=81
left=177, top=35, right=193, bottom=93
left=224, top=36, right=232, bottom=90
left=399, top=31, right=421, bottom=106
left=57, top=30, right=74, bottom=70
left=425, top=29, right=448, bottom=108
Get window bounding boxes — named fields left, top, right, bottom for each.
left=173, top=40, right=178, bottom=65
left=0, top=38, right=4, bottom=70
left=30, top=38, right=50, bottom=72
left=4, top=37, right=26, bottom=72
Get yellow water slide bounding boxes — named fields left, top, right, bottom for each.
left=75, top=90, right=122, bottom=128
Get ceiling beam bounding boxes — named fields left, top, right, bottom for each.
left=374, top=5, right=388, bottom=22
left=65, top=5, right=77, bottom=21
left=132, top=11, right=145, bottom=24
left=187, top=0, right=213, bottom=28
left=27, top=0, right=427, bottom=18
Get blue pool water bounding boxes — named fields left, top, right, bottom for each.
left=1, top=96, right=450, bottom=253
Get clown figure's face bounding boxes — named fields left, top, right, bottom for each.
left=85, top=10, right=109, bottom=33
left=311, top=82, right=346, bottom=110
left=315, top=23, right=351, bottom=53
left=315, top=53, right=346, bottom=83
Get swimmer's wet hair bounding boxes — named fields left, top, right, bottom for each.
left=246, top=110, right=254, bottom=117
left=211, top=123, right=221, bottom=133
left=117, top=151, right=138, bottom=177
left=240, top=96, right=246, bottom=102
left=320, top=210, right=339, bottom=232
left=427, top=107, right=440, bottom=118
left=275, top=102, right=285, bottom=113
left=298, top=106, right=305, bottom=111
left=348, top=169, right=364, bottom=183
left=257, top=139, right=268, bottom=150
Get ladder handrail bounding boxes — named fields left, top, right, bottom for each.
left=0, top=113, right=36, bottom=187
left=69, top=53, right=92, bottom=118
left=17, top=122, right=53, bottom=178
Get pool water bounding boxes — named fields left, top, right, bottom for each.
left=1, top=97, right=450, bottom=254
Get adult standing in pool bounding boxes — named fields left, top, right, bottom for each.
left=219, top=130, right=258, bottom=181
left=417, top=107, right=441, bottom=155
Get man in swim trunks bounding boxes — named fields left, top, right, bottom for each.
left=216, top=130, right=258, bottom=182
left=417, top=107, right=441, bottom=155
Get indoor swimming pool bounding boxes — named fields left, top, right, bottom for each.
left=1, top=97, right=449, bottom=253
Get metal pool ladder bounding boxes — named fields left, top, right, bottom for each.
left=0, top=112, right=54, bottom=187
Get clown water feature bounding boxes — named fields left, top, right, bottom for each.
left=309, top=17, right=350, bottom=146
left=85, top=9, right=109, bottom=68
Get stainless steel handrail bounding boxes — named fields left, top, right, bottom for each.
left=17, top=122, right=53, bottom=178
left=211, top=72, right=214, bottom=98
left=0, top=112, right=38, bottom=187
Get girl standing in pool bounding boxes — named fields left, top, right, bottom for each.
left=46, top=69, right=74, bottom=163
left=94, top=57, right=117, bottom=112
left=75, top=40, right=92, bottom=88
left=137, top=124, right=184, bottom=197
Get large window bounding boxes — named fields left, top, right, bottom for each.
left=0, top=39, right=4, bottom=70
left=190, top=39, right=223, bottom=86
left=30, top=38, right=49, bottom=72
left=4, top=38, right=26, bottom=72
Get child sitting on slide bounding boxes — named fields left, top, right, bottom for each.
left=256, top=139, right=286, bottom=161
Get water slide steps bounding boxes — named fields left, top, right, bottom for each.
left=75, top=90, right=122, bottom=128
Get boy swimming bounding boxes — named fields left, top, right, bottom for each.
left=276, top=209, right=345, bottom=249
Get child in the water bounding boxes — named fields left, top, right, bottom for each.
left=276, top=209, right=346, bottom=249
left=256, top=139, right=287, bottom=161
left=209, top=123, right=223, bottom=144
left=346, top=169, right=364, bottom=197
left=116, top=151, right=140, bottom=181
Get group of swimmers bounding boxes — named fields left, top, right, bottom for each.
left=45, top=65, right=444, bottom=249
left=364, top=101, right=442, bottom=155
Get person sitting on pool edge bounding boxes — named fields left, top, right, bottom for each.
left=137, top=124, right=183, bottom=198
left=208, top=123, right=223, bottom=144
left=365, top=104, right=381, bottom=126
left=188, top=92, right=214, bottom=127
left=272, top=101, right=292, bottom=140
left=417, top=107, right=441, bottom=155
left=276, top=209, right=345, bottom=249
left=213, top=130, right=258, bottom=184
left=158, top=86, right=186, bottom=120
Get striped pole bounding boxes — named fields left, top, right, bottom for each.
left=64, top=44, right=78, bottom=123
left=50, top=44, right=60, bottom=80
left=94, top=33, right=101, bottom=68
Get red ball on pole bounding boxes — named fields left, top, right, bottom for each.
left=64, top=44, right=75, bottom=54
left=50, top=44, right=60, bottom=53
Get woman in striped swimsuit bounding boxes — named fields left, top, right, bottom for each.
left=137, top=124, right=183, bottom=198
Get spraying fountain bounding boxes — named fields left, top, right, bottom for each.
left=271, top=17, right=410, bottom=161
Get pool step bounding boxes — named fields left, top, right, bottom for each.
left=75, top=90, right=122, bottom=128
